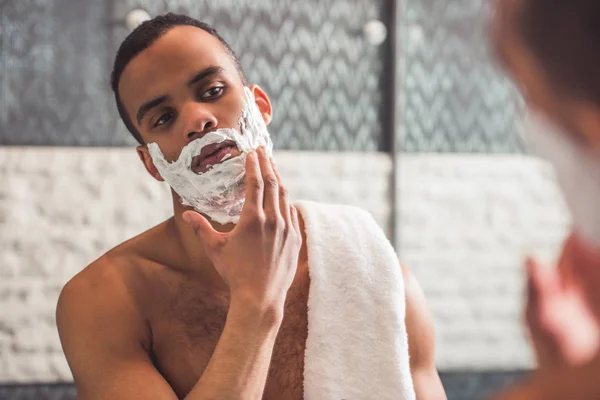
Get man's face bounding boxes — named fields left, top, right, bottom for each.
left=118, top=26, right=266, bottom=175
left=491, top=0, right=600, bottom=151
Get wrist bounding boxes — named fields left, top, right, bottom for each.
left=229, top=291, right=285, bottom=331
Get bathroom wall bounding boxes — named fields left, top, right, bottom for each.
left=0, top=1, right=571, bottom=399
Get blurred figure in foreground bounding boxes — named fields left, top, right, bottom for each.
left=491, top=0, right=600, bottom=398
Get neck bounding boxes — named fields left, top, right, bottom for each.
left=171, top=191, right=234, bottom=290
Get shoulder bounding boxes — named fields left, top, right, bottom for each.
left=57, top=251, right=149, bottom=350
left=58, top=252, right=133, bottom=309
left=59, top=217, right=173, bottom=303
left=57, top=218, right=179, bottom=343
left=56, top=252, right=172, bottom=396
left=58, top=217, right=180, bottom=328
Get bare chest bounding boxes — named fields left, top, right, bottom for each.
left=149, top=278, right=309, bottom=400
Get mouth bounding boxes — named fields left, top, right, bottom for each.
left=192, top=140, right=241, bottom=174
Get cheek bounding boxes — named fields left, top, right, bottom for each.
left=220, top=92, right=245, bottom=126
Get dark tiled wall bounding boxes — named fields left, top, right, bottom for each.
left=397, top=0, right=524, bottom=153
left=0, top=0, right=116, bottom=146
left=0, top=384, right=76, bottom=400
left=0, top=371, right=527, bottom=400
left=2, top=0, right=524, bottom=153
left=0, top=0, right=391, bottom=151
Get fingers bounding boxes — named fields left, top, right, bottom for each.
left=525, top=258, right=558, bottom=310
left=256, top=147, right=280, bottom=221
left=242, top=151, right=264, bottom=215
left=269, top=155, right=299, bottom=237
left=271, top=156, right=292, bottom=225
left=182, top=211, right=223, bottom=250
left=571, top=236, right=600, bottom=321
left=525, top=258, right=542, bottom=317
left=526, top=257, right=541, bottom=292
left=571, top=233, right=600, bottom=266
left=524, top=258, right=563, bottom=368
left=290, top=205, right=300, bottom=234
left=240, top=149, right=294, bottom=234
left=557, top=233, right=578, bottom=289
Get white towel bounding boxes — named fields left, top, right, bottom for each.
left=296, top=201, right=415, bottom=400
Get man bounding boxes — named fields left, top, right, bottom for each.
left=56, top=13, right=445, bottom=400
left=490, top=0, right=600, bottom=398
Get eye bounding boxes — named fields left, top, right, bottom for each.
left=153, top=111, right=174, bottom=128
left=202, top=85, right=225, bottom=99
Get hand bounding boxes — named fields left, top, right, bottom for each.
left=183, top=147, right=302, bottom=316
left=524, top=258, right=600, bottom=368
left=568, top=233, right=600, bottom=321
left=491, top=234, right=600, bottom=400
left=524, top=236, right=600, bottom=369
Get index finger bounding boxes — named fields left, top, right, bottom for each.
left=242, top=151, right=263, bottom=212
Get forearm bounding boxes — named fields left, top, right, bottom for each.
left=185, top=296, right=283, bottom=400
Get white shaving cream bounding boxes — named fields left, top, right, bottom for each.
left=148, top=87, right=273, bottom=225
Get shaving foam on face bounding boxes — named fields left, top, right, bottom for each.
left=147, top=87, right=273, bottom=225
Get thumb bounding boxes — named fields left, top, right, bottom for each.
left=182, top=211, right=221, bottom=249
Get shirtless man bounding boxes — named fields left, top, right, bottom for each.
left=56, top=13, right=446, bottom=400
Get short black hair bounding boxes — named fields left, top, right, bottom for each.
left=110, top=13, right=246, bottom=144
left=518, top=0, right=600, bottom=105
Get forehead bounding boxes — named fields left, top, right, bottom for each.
left=118, top=25, right=240, bottom=111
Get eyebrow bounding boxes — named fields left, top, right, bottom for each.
left=135, top=66, right=225, bottom=126
left=187, top=66, right=225, bottom=87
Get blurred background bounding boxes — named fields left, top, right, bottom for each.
left=0, top=0, right=571, bottom=399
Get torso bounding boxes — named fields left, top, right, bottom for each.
left=120, top=219, right=310, bottom=400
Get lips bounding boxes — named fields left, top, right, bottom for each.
left=192, top=140, right=239, bottom=173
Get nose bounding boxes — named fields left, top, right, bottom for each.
left=180, top=102, right=219, bottom=142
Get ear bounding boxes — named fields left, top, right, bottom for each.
left=136, top=145, right=165, bottom=182
left=248, top=84, right=273, bottom=126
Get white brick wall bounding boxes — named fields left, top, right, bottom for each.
left=397, top=154, right=571, bottom=370
left=0, top=148, right=572, bottom=382
left=0, top=147, right=392, bottom=382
